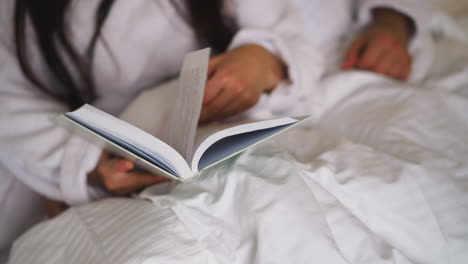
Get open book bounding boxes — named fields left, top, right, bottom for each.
left=60, top=49, right=309, bottom=182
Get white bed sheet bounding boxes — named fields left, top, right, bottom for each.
left=7, top=10, right=468, bottom=264
left=144, top=24, right=468, bottom=261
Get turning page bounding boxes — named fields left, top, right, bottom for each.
left=165, top=48, right=210, bottom=161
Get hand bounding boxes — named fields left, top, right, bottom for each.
left=88, top=151, right=170, bottom=196
left=342, top=8, right=414, bottom=80
left=200, top=44, right=286, bottom=123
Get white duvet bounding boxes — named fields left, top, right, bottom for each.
left=8, top=12, right=468, bottom=264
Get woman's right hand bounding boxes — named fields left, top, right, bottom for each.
left=88, top=151, right=170, bottom=196
left=342, top=8, right=413, bottom=81
left=200, top=44, right=286, bottom=123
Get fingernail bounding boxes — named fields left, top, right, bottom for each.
left=125, top=161, right=134, bottom=170
left=118, top=160, right=133, bottom=171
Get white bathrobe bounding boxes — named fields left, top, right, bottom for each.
left=0, top=0, right=429, bottom=251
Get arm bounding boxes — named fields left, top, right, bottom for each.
left=0, top=0, right=169, bottom=206
left=0, top=43, right=103, bottom=205
left=0, top=0, right=112, bottom=205
left=201, top=0, right=322, bottom=122
left=0, top=46, right=168, bottom=206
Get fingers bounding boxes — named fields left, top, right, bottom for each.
left=344, top=20, right=414, bottom=80
left=129, top=172, right=169, bottom=188
left=400, top=60, right=411, bottom=80
left=202, top=76, right=234, bottom=115
left=203, top=55, right=227, bottom=105
left=373, top=47, right=411, bottom=80
left=111, top=172, right=170, bottom=196
left=99, top=151, right=133, bottom=172
left=343, top=37, right=366, bottom=69
left=395, top=49, right=411, bottom=80
left=116, top=159, right=134, bottom=172
left=207, top=55, right=223, bottom=77
left=202, top=44, right=285, bottom=122
left=373, top=50, right=395, bottom=74
left=356, top=37, right=388, bottom=70
left=203, top=67, right=230, bottom=105
left=105, top=170, right=170, bottom=196
left=347, top=33, right=411, bottom=81
left=101, top=152, right=135, bottom=173
left=101, top=156, right=134, bottom=176
left=201, top=70, right=258, bottom=123
left=96, top=152, right=170, bottom=196
left=388, top=59, right=404, bottom=80
left=201, top=96, right=245, bottom=123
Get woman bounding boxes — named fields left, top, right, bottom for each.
left=0, top=0, right=317, bottom=249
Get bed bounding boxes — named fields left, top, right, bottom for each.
left=5, top=2, right=468, bottom=264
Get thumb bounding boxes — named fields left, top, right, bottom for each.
left=116, top=159, right=135, bottom=172
left=131, top=173, right=171, bottom=189
left=207, top=55, right=223, bottom=77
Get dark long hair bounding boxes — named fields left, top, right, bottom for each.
left=14, top=0, right=236, bottom=110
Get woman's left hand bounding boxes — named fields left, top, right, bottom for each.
left=200, top=44, right=286, bottom=123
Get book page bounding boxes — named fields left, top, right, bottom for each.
left=189, top=117, right=310, bottom=172
left=196, top=123, right=295, bottom=171
left=185, top=118, right=260, bottom=165
left=165, top=48, right=210, bottom=162
left=119, top=79, right=179, bottom=139
left=193, top=119, right=263, bottom=151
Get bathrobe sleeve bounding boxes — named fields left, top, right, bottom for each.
left=355, top=0, right=433, bottom=48
left=228, top=0, right=325, bottom=119
left=355, top=0, right=434, bottom=81
left=0, top=43, right=103, bottom=205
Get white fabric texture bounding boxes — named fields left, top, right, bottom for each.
left=9, top=78, right=468, bottom=263
left=0, top=166, right=44, bottom=251
left=8, top=4, right=468, bottom=264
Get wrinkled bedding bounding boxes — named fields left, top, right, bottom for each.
left=7, top=11, right=468, bottom=264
